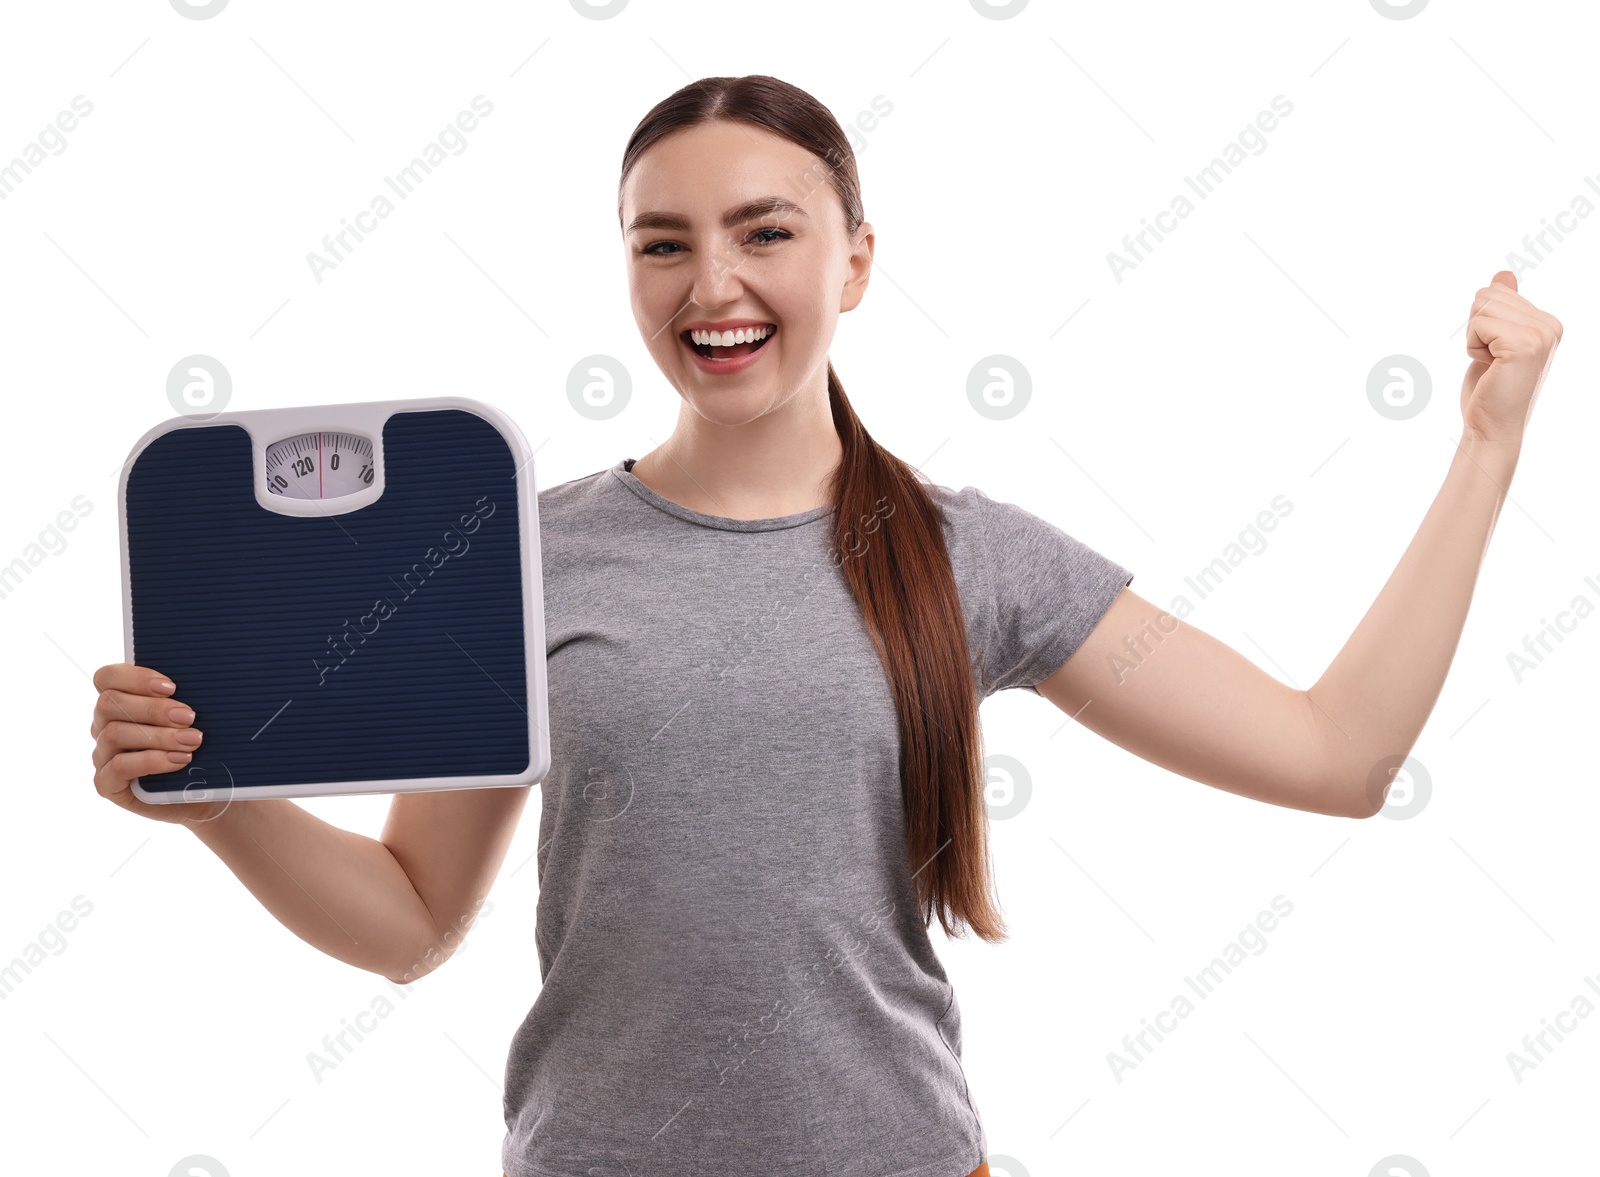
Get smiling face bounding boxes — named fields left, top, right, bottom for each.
left=620, top=119, right=873, bottom=427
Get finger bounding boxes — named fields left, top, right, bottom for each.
left=91, top=688, right=195, bottom=740
left=1469, top=286, right=1542, bottom=324
left=1490, top=269, right=1518, bottom=293
left=1465, top=310, right=1509, bottom=363
left=93, top=747, right=195, bottom=799
left=92, top=663, right=177, bottom=698
left=1466, top=298, right=1556, bottom=349
left=1470, top=281, right=1561, bottom=339
left=1465, top=310, right=1549, bottom=365
left=92, top=719, right=203, bottom=771
left=1467, top=280, right=1562, bottom=357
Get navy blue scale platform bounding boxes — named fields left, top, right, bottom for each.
left=118, top=397, right=549, bottom=803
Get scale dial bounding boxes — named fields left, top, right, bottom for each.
left=264, top=431, right=375, bottom=499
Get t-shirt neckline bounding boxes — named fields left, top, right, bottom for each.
left=609, top=458, right=834, bottom=533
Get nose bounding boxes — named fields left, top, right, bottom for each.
left=688, top=237, right=748, bottom=311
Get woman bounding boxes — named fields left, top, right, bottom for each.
left=88, top=76, right=1561, bottom=1177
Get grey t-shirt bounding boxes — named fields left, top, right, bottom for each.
left=502, top=459, right=1134, bottom=1177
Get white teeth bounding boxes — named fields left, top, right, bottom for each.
left=689, top=325, right=774, bottom=347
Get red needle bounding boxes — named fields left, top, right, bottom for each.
left=319, top=433, right=323, bottom=497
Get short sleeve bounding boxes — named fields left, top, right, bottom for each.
left=970, top=488, right=1134, bottom=697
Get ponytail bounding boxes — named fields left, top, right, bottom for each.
left=825, top=363, right=1005, bottom=942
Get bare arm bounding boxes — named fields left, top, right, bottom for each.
left=186, top=786, right=530, bottom=984
left=92, top=661, right=535, bottom=984
left=380, top=784, right=532, bottom=972
left=186, top=799, right=439, bottom=981
left=1034, top=271, right=1559, bottom=818
left=1038, top=432, right=1512, bottom=818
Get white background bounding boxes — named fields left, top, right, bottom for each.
left=1, top=1, right=1594, bottom=1175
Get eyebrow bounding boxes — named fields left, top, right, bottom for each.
left=624, top=196, right=810, bottom=235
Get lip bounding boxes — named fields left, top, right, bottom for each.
left=679, top=322, right=777, bottom=377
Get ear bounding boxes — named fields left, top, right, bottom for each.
left=839, top=221, right=875, bottom=314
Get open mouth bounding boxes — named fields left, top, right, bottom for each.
left=681, top=326, right=776, bottom=362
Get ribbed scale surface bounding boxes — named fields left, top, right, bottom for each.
left=125, top=408, right=530, bottom=795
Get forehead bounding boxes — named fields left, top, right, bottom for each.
left=621, top=120, right=838, bottom=224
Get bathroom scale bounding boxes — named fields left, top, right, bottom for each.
left=117, top=395, right=550, bottom=805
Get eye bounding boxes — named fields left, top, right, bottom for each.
left=639, top=227, right=793, bottom=256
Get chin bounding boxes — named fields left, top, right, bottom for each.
left=681, top=389, right=780, bottom=425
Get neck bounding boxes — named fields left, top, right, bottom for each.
left=630, top=384, right=844, bottom=521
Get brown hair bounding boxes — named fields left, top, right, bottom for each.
left=618, top=75, right=1005, bottom=943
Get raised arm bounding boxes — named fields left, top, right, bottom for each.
left=1032, top=270, right=1561, bottom=819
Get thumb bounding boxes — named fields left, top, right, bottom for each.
left=1490, top=269, right=1518, bottom=292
